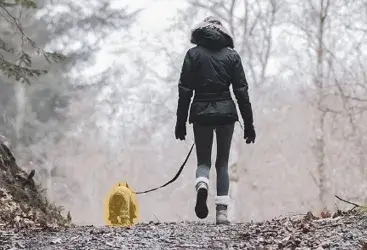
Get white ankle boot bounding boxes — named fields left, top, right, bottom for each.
left=215, top=195, right=230, bottom=225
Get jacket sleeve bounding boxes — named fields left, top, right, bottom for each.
left=231, top=51, right=254, bottom=127
left=176, top=50, right=194, bottom=124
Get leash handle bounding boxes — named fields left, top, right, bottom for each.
left=135, top=143, right=195, bottom=195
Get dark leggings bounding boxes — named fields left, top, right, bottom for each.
left=193, top=123, right=235, bottom=196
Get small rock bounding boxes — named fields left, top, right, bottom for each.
left=50, top=238, right=62, bottom=244
left=23, top=219, right=34, bottom=227
left=15, top=241, right=25, bottom=248
left=320, top=240, right=331, bottom=248
left=106, top=241, right=115, bottom=247
left=301, top=223, right=311, bottom=233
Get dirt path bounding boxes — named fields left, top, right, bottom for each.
left=1, top=212, right=366, bottom=250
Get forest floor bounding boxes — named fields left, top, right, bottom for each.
left=1, top=143, right=367, bottom=250
left=1, top=210, right=367, bottom=250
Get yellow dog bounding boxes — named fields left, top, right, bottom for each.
left=106, top=181, right=139, bottom=226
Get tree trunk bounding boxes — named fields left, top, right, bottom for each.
left=314, top=0, right=329, bottom=209
left=14, top=83, right=26, bottom=151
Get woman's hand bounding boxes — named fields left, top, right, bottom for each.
left=244, top=124, right=256, bottom=144
left=175, top=121, right=187, bottom=141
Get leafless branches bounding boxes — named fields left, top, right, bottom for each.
left=286, top=0, right=367, bottom=207
left=335, top=195, right=361, bottom=210
left=0, top=0, right=66, bottom=84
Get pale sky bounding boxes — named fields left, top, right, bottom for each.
left=114, top=0, right=183, bottom=31
left=82, top=0, right=184, bottom=77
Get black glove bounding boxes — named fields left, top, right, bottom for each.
left=175, top=121, right=186, bottom=140
left=244, top=124, right=256, bottom=144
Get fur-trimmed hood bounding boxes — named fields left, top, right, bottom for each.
left=190, top=16, right=234, bottom=50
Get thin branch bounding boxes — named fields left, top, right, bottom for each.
left=335, top=195, right=360, bottom=210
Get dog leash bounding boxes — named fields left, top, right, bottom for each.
left=135, top=142, right=195, bottom=195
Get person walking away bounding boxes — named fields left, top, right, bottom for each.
left=174, top=16, right=256, bottom=225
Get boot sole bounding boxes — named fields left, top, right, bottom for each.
left=195, top=188, right=208, bottom=219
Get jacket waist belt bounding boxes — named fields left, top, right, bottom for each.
left=193, top=91, right=232, bottom=102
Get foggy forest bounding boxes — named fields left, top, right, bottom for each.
left=1, top=0, right=366, bottom=227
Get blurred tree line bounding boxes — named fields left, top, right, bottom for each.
left=0, top=0, right=366, bottom=224
left=142, top=0, right=367, bottom=221
left=0, top=0, right=141, bottom=220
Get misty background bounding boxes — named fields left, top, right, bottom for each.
left=0, top=0, right=366, bottom=225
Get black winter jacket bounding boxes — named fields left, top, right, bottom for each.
left=176, top=20, right=254, bottom=127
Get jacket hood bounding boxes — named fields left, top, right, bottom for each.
left=190, top=16, right=234, bottom=50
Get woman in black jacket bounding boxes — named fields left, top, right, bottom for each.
left=175, top=16, right=256, bottom=224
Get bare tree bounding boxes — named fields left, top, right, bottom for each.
left=285, top=0, right=367, bottom=209
left=1, top=0, right=142, bottom=223
left=0, top=0, right=66, bottom=155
